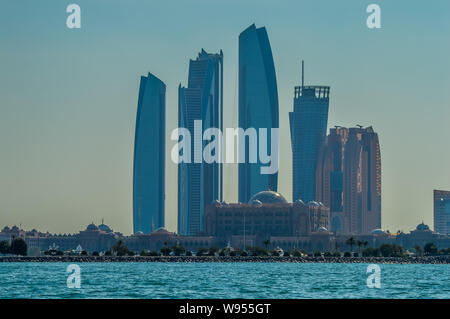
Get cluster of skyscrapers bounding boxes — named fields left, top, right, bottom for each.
left=133, top=23, right=382, bottom=236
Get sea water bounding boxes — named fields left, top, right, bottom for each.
left=0, top=262, right=448, bottom=299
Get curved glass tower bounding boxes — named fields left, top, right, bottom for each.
left=133, top=73, right=166, bottom=234
left=238, top=24, right=279, bottom=203
left=178, top=49, right=223, bottom=235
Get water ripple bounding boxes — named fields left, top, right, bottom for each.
left=0, top=262, right=448, bottom=299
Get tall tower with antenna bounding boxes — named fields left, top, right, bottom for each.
left=289, top=61, right=330, bottom=203
left=301, top=60, right=304, bottom=87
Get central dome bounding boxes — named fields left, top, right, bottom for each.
left=248, top=191, right=287, bottom=204
left=86, top=223, right=98, bottom=231
left=416, top=222, right=430, bottom=231
left=98, top=223, right=112, bottom=233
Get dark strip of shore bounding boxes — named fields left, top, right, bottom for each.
left=1, top=256, right=449, bottom=264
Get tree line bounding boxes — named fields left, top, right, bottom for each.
left=2, top=237, right=449, bottom=258
left=0, top=237, right=28, bottom=256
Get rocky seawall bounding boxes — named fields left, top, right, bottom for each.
left=1, top=255, right=449, bottom=264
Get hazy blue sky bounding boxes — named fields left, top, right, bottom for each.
left=1, top=0, right=449, bottom=235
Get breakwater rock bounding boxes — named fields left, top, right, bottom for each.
left=1, top=255, right=449, bottom=264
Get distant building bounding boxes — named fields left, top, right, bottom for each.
left=434, top=190, right=450, bottom=235
left=205, top=191, right=330, bottom=247
left=1, top=220, right=449, bottom=255
left=395, top=222, right=450, bottom=250
left=133, top=73, right=166, bottom=234
left=238, top=24, right=279, bottom=202
left=316, top=126, right=381, bottom=234
left=289, top=62, right=329, bottom=203
left=124, top=227, right=216, bottom=253
left=178, top=49, right=223, bottom=235
left=0, top=223, right=120, bottom=254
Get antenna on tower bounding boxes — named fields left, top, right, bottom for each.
left=301, top=60, right=304, bottom=87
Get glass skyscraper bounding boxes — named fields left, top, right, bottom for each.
left=434, top=190, right=450, bottom=235
left=178, top=49, right=223, bottom=236
left=133, top=73, right=166, bottom=234
left=289, top=66, right=329, bottom=203
left=238, top=24, right=279, bottom=203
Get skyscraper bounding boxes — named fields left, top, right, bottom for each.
left=178, top=49, right=223, bottom=235
left=133, top=73, right=166, bottom=234
left=316, top=126, right=382, bottom=234
left=289, top=62, right=329, bottom=203
left=238, top=24, right=279, bottom=203
left=434, top=190, right=450, bottom=235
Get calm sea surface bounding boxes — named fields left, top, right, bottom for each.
left=0, top=262, right=448, bottom=299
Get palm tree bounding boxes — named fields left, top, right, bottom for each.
left=346, top=237, right=356, bottom=252
left=414, top=245, right=423, bottom=256
left=357, top=240, right=363, bottom=254
left=172, top=244, right=186, bottom=256
left=160, top=246, right=171, bottom=256
left=363, top=241, right=368, bottom=249
left=263, top=240, right=271, bottom=250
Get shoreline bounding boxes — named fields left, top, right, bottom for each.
left=1, top=255, right=449, bottom=264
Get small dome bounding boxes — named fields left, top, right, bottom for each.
left=294, top=199, right=305, bottom=206
left=371, top=228, right=386, bottom=235
left=248, top=191, right=287, bottom=204
left=98, top=223, right=112, bottom=232
left=86, top=223, right=99, bottom=231
left=135, top=231, right=144, bottom=235
left=416, top=222, right=430, bottom=231
left=307, top=201, right=320, bottom=207
left=250, top=199, right=262, bottom=206
left=153, top=227, right=169, bottom=233
left=317, top=226, right=328, bottom=232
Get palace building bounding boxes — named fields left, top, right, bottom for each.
left=205, top=191, right=330, bottom=247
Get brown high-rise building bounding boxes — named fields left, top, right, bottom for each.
left=316, top=126, right=381, bottom=234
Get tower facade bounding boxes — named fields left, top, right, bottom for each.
left=316, top=126, right=381, bottom=234
left=178, top=49, right=223, bottom=235
left=289, top=64, right=329, bottom=203
left=434, top=190, right=450, bottom=235
left=238, top=24, right=279, bottom=202
left=133, top=73, right=166, bottom=234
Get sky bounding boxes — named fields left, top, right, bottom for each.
left=0, top=0, right=449, bottom=235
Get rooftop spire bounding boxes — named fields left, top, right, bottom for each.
left=301, top=60, right=304, bottom=87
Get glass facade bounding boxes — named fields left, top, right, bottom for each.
left=178, top=50, right=223, bottom=235
left=238, top=24, right=279, bottom=203
left=133, top=73, right=166, bottom=234
left=289, top=85, right=329, bottom=203
left=434, top=190, right=450, bottom=235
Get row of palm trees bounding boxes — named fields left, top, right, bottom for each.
left=345, top=237, right=369, bottom=254
left=108, top=239, right=446, bottom=257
